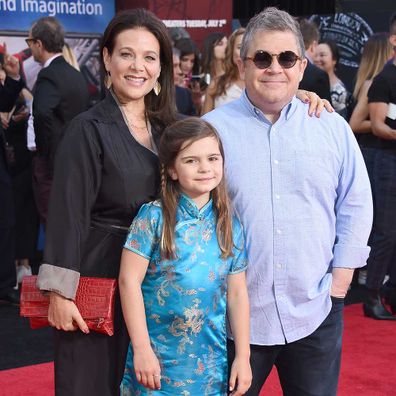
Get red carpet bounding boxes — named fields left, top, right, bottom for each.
left=0, top=305, right=395, bottom=395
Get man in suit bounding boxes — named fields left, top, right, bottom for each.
left=26, top=17, right=89, bottom=225
left=0, top=50, right=24, bottom=304
left=299, top=19, right=331, bottom=102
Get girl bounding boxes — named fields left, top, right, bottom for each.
left=119, top=118, right=251, bottom=396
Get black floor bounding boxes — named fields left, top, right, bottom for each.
left=0, top=281, right=368, bottom=371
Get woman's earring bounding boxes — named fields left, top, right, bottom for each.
left=105, top=70, right=112, bottom=89
left=153, top=80, right=161, bottom=96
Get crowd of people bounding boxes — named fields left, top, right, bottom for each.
left=0, top=5, right=395, bottom=396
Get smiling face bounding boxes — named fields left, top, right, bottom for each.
left=169, top=136, right=223, bottom=208
left=103, top=27, right=161, bottom=104
left=314, top=43, right=336, bottom=73
left=238, top=30, right=306, bottom=119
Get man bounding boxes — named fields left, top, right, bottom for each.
left=0, top=49, right=24, bottom=304
left=173, top=47, right=196, bottom=116
left=203, top=8, right=372, bottom=395
left=27, top=17, right=89, bottom=224
left=298, top=18, right=331, bottom=101
left=364, top=13, right=396, bottom=320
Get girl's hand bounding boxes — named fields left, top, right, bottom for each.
left=229, top=356, right=252, bottom=395
left=48, top=292, right=89, bottom=333
left=133, top=348, right=161, bottom=390
left=296, top=89, right=334, bottom=117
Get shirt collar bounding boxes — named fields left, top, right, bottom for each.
left=240, top=89, right=299, bottom=123
left=178, top=193, right=213, bottom=219
left=43, top=53, right=62, bottom=68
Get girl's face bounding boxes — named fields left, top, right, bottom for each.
left=232, top=34, right=243, bottom=65
left=180, top=53, right=195, bottom=75
left=314, top=43, right=336, bottom=73
left=213, top=36, right=227, bottom=60
left=169, top=136, right=223, bottom=209
left=103, top=28, right=161, bottom=104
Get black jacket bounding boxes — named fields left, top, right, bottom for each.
left=299, top=60, right=331, bottom=102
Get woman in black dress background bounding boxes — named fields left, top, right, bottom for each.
left=37, top=9, right=176, bottom=395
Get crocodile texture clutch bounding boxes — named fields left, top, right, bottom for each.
left=20, top=276, right=117, bottom=336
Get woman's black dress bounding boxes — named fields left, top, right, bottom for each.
left=40, top=92, right=161, bottom=395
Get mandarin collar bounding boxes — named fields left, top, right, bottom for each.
left=178, top=194, right=213, bottom=220
left=240, top=89, right=299, bottom=123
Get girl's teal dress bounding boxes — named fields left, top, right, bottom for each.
left=121, top=194, right=247, bottom=395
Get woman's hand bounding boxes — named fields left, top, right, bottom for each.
left=296, top=89, right=334, bottom=117
left=133, top=347, right=161, bottom=390
left=229, top=355, right=252, bottom=395
left=48, top=292, right=89, bottom=333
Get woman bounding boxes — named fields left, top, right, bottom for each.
left=203, top=28, right=245, bottom=114
left=348, top=33, right=393, bottom=312
left=201, top=32, right=227, bottom=82
left=37, top=9, right=177, bottom=395
left=315, top=39, right=350, bottom=119
left=174, top=37, right=200, bottom=87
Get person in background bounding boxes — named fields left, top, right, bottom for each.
left=120, top=117, right=251, bottom=395
left=0, top=46, right=24, bottom=304
left=173, top=47, right=196, bottom=116
left=203, top=28, right=245, bottom=114
left=348, top=33, right=393, bottom=290
left=174, top=37, right=200, bottom=88
left=26, top=16, right=89, bottom=225
left=298, top=19, right=331, bottom=101
left=62, top=42, right=80, bottom=71
left=36, top=9, right=177, bottom=395
left=1, top=87, right=39, bottom=286
left=201, top=32, right=227, bottom=82
left=203, top=7, right=372, bottom=395
left=363, top=14, right=396, bottom=320
left=315, top=39, right=350, bottom=119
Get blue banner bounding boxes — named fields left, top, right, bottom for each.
left=0, top=0, right=115, bottom=35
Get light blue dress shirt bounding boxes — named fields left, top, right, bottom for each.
left=203, top=91, right=373, bottom=345
left=121, top=195, right=247, bottom=395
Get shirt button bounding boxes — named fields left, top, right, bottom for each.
left=275, top=194, right=280, bottom=199
left=274, top=159, right=279, bottom=165
left=276, top=263, right=282, bottom=269
left=276, top=229, right=282, bottom=234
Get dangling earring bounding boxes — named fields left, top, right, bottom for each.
left=105, top=70, right=112, bottom=89
left=153, top=80, right=161, bottom=96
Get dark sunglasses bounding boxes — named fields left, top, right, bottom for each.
left=245, top=50, right=302, bottom=69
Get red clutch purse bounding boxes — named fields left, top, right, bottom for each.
left=20, top=276, right=117, bottom=336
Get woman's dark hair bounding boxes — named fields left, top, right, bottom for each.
left=100, top=8, right=176, bottom=129
left=201, top=32, right=226, bottom=76
left=174, top=38, right=200, bottom=74
left=319, top=39, right=340, bottom=69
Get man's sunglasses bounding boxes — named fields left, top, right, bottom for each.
left=25, top=38, right=38, bottom=46
left=245, top=50, right=302, bottom=69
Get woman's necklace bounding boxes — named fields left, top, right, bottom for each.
left=127, top=120, right=148, bottom=131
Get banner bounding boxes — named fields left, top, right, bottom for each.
left=0, top=0, right=115, bottom=34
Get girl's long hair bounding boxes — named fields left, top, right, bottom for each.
left=215, top=28, right=245, bottom=97
left=352, top=33, right=392, bottom=99
left=158, top=117, right=234, bottom=260
left=201, top=32, right=226, bottom=77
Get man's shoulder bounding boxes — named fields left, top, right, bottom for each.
left=203, top=97, right=246, bottom=123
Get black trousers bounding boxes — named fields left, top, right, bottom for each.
left=54, top=292, right=129, bottom=396
left=366, top=150, right=396, bottom=290
left=0, top=155, right=16, bottom=291
left=228, top=297, right=344, bottom=396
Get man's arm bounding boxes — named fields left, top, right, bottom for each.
left=369, top=102, right=396, bottom=140
left=331, top=121, right=373, bottom=297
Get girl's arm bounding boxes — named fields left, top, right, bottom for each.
left=119, top=249, right=161, bottom=391
left=227, top=271, right=252, bottom=395
left=202, top=80, right=217, bottom=115
left=349, top=81, right=372, bottom=133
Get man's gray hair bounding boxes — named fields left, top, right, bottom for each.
left=240, top=7, right=305, bottom=60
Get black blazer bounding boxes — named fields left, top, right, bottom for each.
left=33, top=55, right=89, bottom=168
left=299, top=60, right=331, bottom=102
left=175, top=85, right=196, bottom=116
